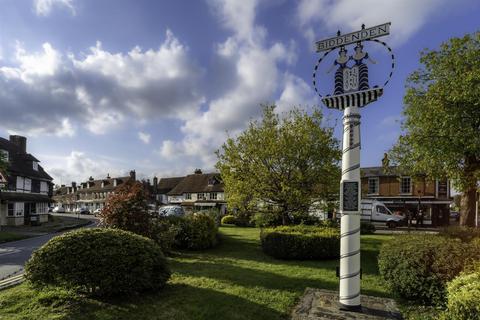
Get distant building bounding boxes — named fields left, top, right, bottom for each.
left=52, top=171, right=136, bottom=212
left=361, top=166, right=452, bottom=226
left=156, top=170, right=226, bottom=213
left=0, top=135, right=53, bottom=226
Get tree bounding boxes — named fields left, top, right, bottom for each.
left=216, top=105, right=341, bottom=225
left=99, top=180, right=153, bottom=236
left=388, top=32, right=480, bottom=226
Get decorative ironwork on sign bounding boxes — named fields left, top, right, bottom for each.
left=312, top=24, right=395, bottom=110
left=342, top=181, right=359, bottom=212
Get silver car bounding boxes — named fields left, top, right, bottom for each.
left=158, top=205, right=184, bottom=217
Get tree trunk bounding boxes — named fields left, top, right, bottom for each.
left=460, top=186, right=477, bottom=227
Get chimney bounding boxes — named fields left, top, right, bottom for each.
left=194, top=168, right=202, bottom=174
left=71, top=182, right=77, bottom=189
left=9, top=135, right=27, bottom=153
left=153, top=176, right=158, bottom=190
left=129, top=170, right=136, bottom=181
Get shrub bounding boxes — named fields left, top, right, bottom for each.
left=360, top=221, right=376, bottom=234
left=149, top=218, right=180, bottom=254
left=25, top=228, right=171, bottom=296
left=443, top=264, right=480, bottom=320
left=252, top=211, right=283, bottom=227
left=99, top=180, right=152, bottom=237
left=440, top=226, right=480, bottom=243
left=260, top=225, right=339, bottom=260
left=221, top=215, right=236, bottom=225
left=196, top=208, right=222, bottom=227
left=171, top=213, right=218, bottom=250
left=378, top=235, right=480, bottom=306
left=289, top=211, right=320, bottom=225
left=232, top=210, right=255, bottom=227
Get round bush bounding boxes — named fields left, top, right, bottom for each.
left=360, top=221, right=376, bottom=235
left=172, top=213, right=218, bottom=250
left=260, top=225, right=339, bottom=260
left=221, top=215, right=236, bottom=225
left=443, top=266, right=480, bottom=320
left=378, top=235, right=479, bottom=306
left=25, top=228, right=171, bottom=296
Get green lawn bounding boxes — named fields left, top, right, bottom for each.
left=0, top=226, right=393, bottom=320
left=0, top=232, right=30, bottom=244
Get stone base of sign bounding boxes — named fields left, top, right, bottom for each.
left=291, top=288, right=403, bottom=320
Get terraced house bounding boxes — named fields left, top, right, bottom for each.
left=53, top=171, right=136, bottom=212
left=161, top=170, right=226, bottom=213
left=0, top=135, right=53, bottom=226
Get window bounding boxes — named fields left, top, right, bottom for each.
left=16, top=176, right=24, bottom=191
left=14, top=202, right=24, bottom=216
left=24, top=178, right=31, bottom=192
left=0, top=149, right=8, bottom=162
left=7, top=203, right=14, bottom=216
left=368, top=178, right=379, bottom=194
left=40, top=181, right=48, bottom=194
left=400, top=176, right=411, bottom=194
left=185, top=193, right=192, bottom=200
left=210, top=193, right=217, bottom=200
left=32, top=161, right=38, bottom=171
left=376, top=205, right=388, bottom=214
left=197, top=193, right=206, bottom=200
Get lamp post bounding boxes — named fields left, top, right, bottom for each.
left=313, top=23, right=394, bottom=310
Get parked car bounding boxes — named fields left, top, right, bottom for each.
left=158, top=205, right=185, bottom=217
left=52, top=206, right=65, bottom=213
left=76, top=207, right=90, bottom=215
left=93, top=208, right=102, bottom=216
left=450, top=211, right=460, bottom=222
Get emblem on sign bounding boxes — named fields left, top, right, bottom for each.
left=343, top=66, right=359, bottom=92
left=312, top=23, right=395, bottom=110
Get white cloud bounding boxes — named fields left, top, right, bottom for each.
left=44, top=151, right=122, bottom=184
left=156, top=0, right=307, bottom=172
left=296, top=0, right=453, bottom=46
left=0, top=30, right=205, bottom=137
left=138, top=131, right=151, bottom=144
left=34, top=0, right=76, bottom=16
left=276, top=73, right=317, bottom=114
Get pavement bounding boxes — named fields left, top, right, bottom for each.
left=0, top=214, right=98, bottom=289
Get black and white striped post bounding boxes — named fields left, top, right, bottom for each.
left=312, top=23, right=394, bottom=311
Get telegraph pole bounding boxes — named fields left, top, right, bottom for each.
left=313, top=23, right=394, bottom=310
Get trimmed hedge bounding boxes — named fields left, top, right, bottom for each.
left=25, top=228, right=171, bottom=296
left=440, top=226, right=480, bottom=243
left=378, top=234, right=480, bottom=306
left=171, top=213, right=218, bottom=250
left=221, top=215, right=236, bottom=225
left=260, top=225, right=339, bottom=260
left=360, top=221, right=376, bottom=234
left=443, top=264, right=480, bottom=320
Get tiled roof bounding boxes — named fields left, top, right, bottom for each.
left=361, top=166, right=399, bottom=178
left=157, top=177, right=184, bottom=194
left=0, top=137, right=53, bottom=181
left=75, top=176, right=132, bottom=194
left=167, top=173, right=224, bottom=195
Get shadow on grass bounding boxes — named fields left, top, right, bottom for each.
left=169, top=229, right=389, bottom=298
left=65, top=283, right=285, bottom=320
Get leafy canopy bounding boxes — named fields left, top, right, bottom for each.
left=388, top=32, right=480, bottom=191
left=216, top=105, right=340, bottom=224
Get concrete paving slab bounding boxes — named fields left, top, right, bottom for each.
left=292, top=288, right=403, bottom=320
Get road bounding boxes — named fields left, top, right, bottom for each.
left=0, top=214, right=98, bottom=282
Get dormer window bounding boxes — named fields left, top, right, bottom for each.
left=0, top=149, right=8, bottom=162
left=32, top=161, right=38, bottom=171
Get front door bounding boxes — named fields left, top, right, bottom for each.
left=24, top=202, right=36, bottom=224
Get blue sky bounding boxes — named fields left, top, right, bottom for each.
left=0, top=0, right=479, bottom=185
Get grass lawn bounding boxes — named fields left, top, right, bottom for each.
left=0, top=232, right=30, bottom=244
left=0, top=226, right=393, bottom=320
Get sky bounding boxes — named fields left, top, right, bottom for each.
left=0, top=0, right=479, bottom=185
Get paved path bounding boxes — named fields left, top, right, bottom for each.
left=0, top=215, right=97, bottom=283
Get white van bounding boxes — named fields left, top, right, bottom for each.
left=360, top=199, right=404, bottom=228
